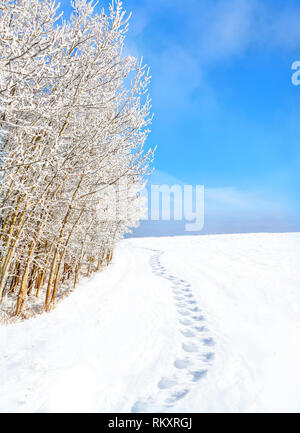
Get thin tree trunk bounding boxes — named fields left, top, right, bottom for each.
left=51, top=208, right=84, bottom=303
left=15, top=240, right=36, bottom=315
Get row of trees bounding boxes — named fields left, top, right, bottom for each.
left=0, top=0, right=153, bottom=317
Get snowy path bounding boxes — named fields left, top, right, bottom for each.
left=1, top=233, right=300, bottom=413
left=132, top=248, right=215, bottom=412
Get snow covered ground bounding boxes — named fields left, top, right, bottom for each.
left=0, top=232, right=300, bottom=413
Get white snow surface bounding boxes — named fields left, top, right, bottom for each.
left=1, top=232, right=300, bottom=413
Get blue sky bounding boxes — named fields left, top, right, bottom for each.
left=60, top=0, right=300, bottom=235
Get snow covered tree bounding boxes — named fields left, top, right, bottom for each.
left=0, top=0, right=153, bottom=318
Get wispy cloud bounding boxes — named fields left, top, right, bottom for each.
left=127, top=0, right=300, bottom=61
left=147, top=170, right=293, bottom=218
left=205, top=187, right=291, bottom=217
left=136, top=170, right=298, bottom=236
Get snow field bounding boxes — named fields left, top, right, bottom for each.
left=1, top=232, right=300, bottom=413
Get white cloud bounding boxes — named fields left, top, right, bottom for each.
left=197, top=0, right=258, bottom=61
left=127, top=0, right=300, bottom=64
left=150, top=46, right=203, bottom=109
left=205, top=187, right=291, bottom=217
left=147, top=170, right=292, bottom=219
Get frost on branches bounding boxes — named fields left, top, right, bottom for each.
left=0, top=0, right=154, bottom=320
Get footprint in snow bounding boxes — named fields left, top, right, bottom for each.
left=179, top=318, right=193, bottom=326
left=192, top=315, right=205, bottom=322
left=190, top=370, right=208, bottom=382
left=189, top=306, right=201, bottom=313
left=194, top=326, right=207, bottom=332
left=182, top=342, right=198, bottom=353
left=176, top=302, right=187, bottom=309
left=186, top=299, right=197, bottom=304
left=174, top=359, right=190, bottom=369
left=165, top=389, right=189, bottom=404
left=201, top=352, right=215, bottom=362
left=174, top=296, right=185, bottom=301
left=157, top=377, right=177, bottom=389
left=178, top=310, right=191, bottom=317
left=202, top=338, right=215, bottom=347
left=180, top=329, right=195, bottom=338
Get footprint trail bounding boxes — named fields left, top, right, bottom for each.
left=131, top=249, right=215, bottom=413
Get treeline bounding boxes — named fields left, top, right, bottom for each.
left=0, top=0, right=153, bottom=317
